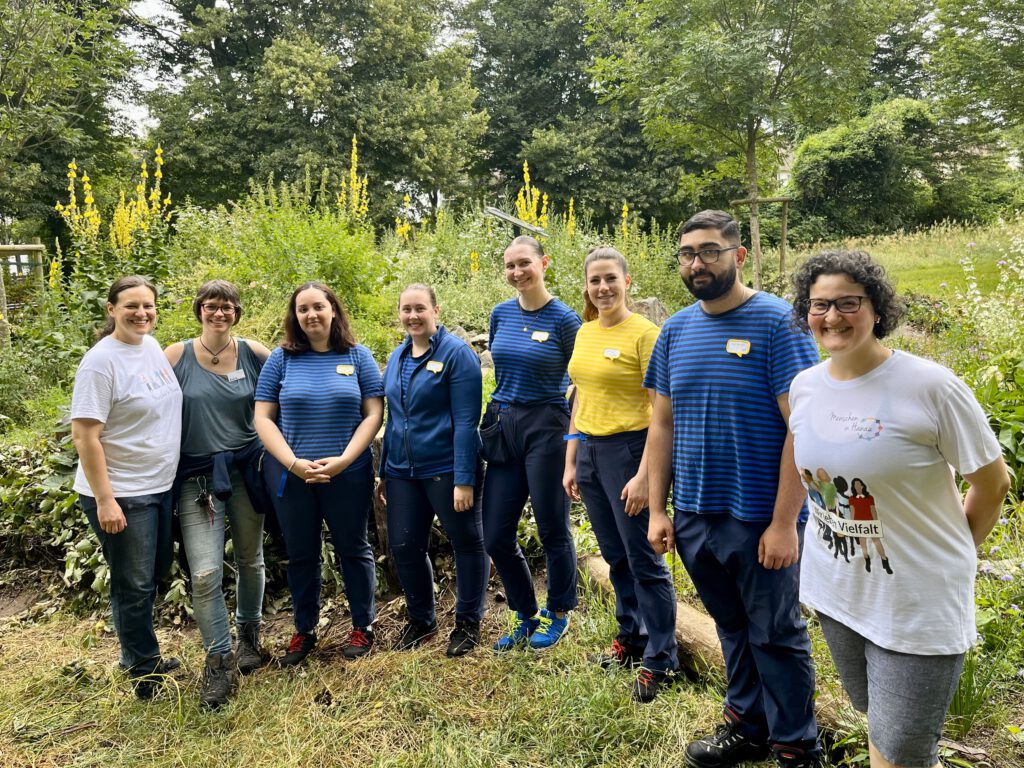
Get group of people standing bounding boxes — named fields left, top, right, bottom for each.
left=70, top=209, right=1009, bottom=768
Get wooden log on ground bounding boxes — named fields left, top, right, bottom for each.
left=583, top=555, right=846, bottom=730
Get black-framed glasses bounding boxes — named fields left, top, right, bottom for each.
left=807, top=296, right=868, bottom=315
left=201, top=303, right=237, bottom=315
left=675, top=246, right=738, bottom=266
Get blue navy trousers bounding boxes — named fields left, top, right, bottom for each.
left=576, top=430, right=678, bottom=672
left=386, top=473, right=488, bottom=624
left=674, top=512, right=818, bottom=750
left=482, top=402, right=578, bottom=615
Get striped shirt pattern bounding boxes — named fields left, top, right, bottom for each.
left=489, top=298, right=581, bottom=405
left=568, top=313, right=660, bottom=436
left=255, top=345, right=384, bottom=469
left=643, top=292, right=818, bottom=522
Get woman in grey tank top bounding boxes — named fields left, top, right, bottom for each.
left=164, top=280, right=271, bottom=710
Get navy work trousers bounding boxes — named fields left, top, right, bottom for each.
left=482, top=402, right=578, bottom=615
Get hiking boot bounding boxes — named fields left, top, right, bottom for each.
left=493, top=611, right=541, bottom=652
left=446, top=621, right=481, bottom=657
left=199, top=651, right=237, bottom=710
left=772, top=744, right=822, bottom=768
left=684, top=716, right=770, bottom=768
left=235, top=622, right=266, bottom=675
left=591, top=639, right=644, bottom=669
left=393, top=619, right=438, bottom=651
left=279, top=632, right=316, bottom=668
left=343, top=627, right=375, bottom=660
left=632, top=667, right=677, bottom=703
left=528, top=608, right=569, bottom=650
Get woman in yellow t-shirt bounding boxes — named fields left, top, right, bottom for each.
left=564, top=246, right=679, bottom=703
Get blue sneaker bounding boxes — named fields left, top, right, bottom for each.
left=528, top=608, right=569, bottom=650
left=493, top=611, right=541, bottom=652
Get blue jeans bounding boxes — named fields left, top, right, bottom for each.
left=482, top=402, right=578, bottom=615
left=386, top=473, right=488, bottom=625
left=178, top=470, right=266, bottom=654
left=81, top=491, right=173, bottom=677
left=576, top=430, right=678, bottom=672
left=675, top=512, right=818, bottom=751
left=264, top=455, right=376, bottom=634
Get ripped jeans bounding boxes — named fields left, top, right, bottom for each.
left=178, top=470, right=265, bottom=655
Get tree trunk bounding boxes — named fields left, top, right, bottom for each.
left=745, top=128, right=763, bottom=290
left=0, top=264, right=9, bottom=349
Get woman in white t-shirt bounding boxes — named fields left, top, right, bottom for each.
left=71, top=275, right=183, bottom=700
left=787, top=251, right=1009, bottom=768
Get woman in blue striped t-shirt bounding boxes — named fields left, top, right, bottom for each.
left=482, top=235, right=581, bottom=651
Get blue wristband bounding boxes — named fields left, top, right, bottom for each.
left=563, top=433, right=587, bottom=442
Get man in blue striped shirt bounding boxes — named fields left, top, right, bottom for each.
left=643, top=211, right=821, bottom=768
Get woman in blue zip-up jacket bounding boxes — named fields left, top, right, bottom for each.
left=376, top=283, right=487, bottom=657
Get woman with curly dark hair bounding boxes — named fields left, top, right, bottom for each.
left=788, top=250, right=1009, bottom=768
left=254, top=282, right=384, bottom=667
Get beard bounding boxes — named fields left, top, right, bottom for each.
left=683, top=263, right=737, bottom=301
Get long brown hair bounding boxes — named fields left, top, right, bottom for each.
left=97, top=275, right=158, bottom=340
left=581, top=246, right=631, bottom=322
left=282, top=281, right=356, bottom=354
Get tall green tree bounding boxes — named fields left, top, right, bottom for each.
left=587, top=0, right=892, bottom=285
left=0, top=0, right=134, bottom=232
left=143, top=0, right=486, bottom=216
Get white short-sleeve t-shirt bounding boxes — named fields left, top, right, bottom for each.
left=789, top=351, right=1001, bottom=655
left=72, top=334, right=183, bottom=497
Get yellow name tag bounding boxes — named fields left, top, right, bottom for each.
left=336, top=364, right=355, bottom=375
left=726, top=339, right=751, bottom=357
left=604, top=348, right=621, bottom=360
left=426, top=360, right=444, bottom=374
left=531, top=330, right=550, bottom=342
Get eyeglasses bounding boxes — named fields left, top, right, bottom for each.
left=201, top=303, right=237, bottom=315
left=807, top=296, right=868, bottom=315
left=675, top=246, right=738, bottom=266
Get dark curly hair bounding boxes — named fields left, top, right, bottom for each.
left=791, top=250, right=905, bottom=339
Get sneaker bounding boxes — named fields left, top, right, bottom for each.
left=199, top=651, right=237, bottom=710
left=632, top=667, right=677, bottom=703
left=591, top=639, right=644, bottom=669
left=446, top=621, right=481, bottom=657
left=393, top=619, right=438, bottom=651
left=343, top=627, right=375, bottom=660
left=772, top=744, right=822, bottom=768
left=235, top=622, right=266, bottom=675
left=493, top=611, right=541, bottom=652
left=684, top=717, right=770, bottom=768
left=279, top=632, right=316, bottom=668
left=527, top=608, right=569, bottom=650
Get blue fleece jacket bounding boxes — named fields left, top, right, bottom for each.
left=380, top=325, right=482, bottom=486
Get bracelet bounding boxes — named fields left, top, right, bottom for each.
left=287, top=458, right=298, bottom=473
left=563, top=433, right=587, bottom=442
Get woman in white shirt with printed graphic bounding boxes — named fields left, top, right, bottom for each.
left=788, top=250, right=1009, bottom=768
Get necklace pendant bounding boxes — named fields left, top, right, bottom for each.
left=211, top=356, right=220, bottom=364
left=523, top=326, right=528, bottom=332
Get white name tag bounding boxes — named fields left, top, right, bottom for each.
left=531, top=331, right=550, bottom=342
left=604, top=348, right=621, bottom=360
left=726, top=339, right=751, bottom=357
left=336, top=364, right=355, bottom=376
left=227, top=369, right=246, bottom=382
left=426, top=360, right=444, bottom=374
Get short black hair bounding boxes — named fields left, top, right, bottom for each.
left=677, top=210, right=741, bottom=244
left=791, top=250, right=905, bottom=339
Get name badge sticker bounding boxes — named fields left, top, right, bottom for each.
left=336, top=364, right=355, bottom=376
left=227, top=369, right=246, bottom=382
left=531, top=331, right=550, bottom=343
left=426, top=360, right=444, bottom=374
left=726, top=339, right=751, bottom=358
left=604, top=348, right=621, bottom=360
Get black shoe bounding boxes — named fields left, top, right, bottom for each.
left=343, top=627, right=375, bottom=660
left=632, top=667, right=677, bottom=703
left=881, top=558, right=893, bottom=575
left=591, top=639, right=644, bottom=669
left=132, top=676, right=163, bottom=701
left=279, top=632, right=316, bottom=667
left=446, top=621, right=481, bottom=657
left=864, top=557, right=871, bottom=573
left=772, top=744, right=822, bottom=768
left=235, top=622, right=266, bottom=675
left=199, top=651, right=237, bottom=710
left=394, top=619, right=438, bottom=651
left=684, top=717, right=770, bottom=768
